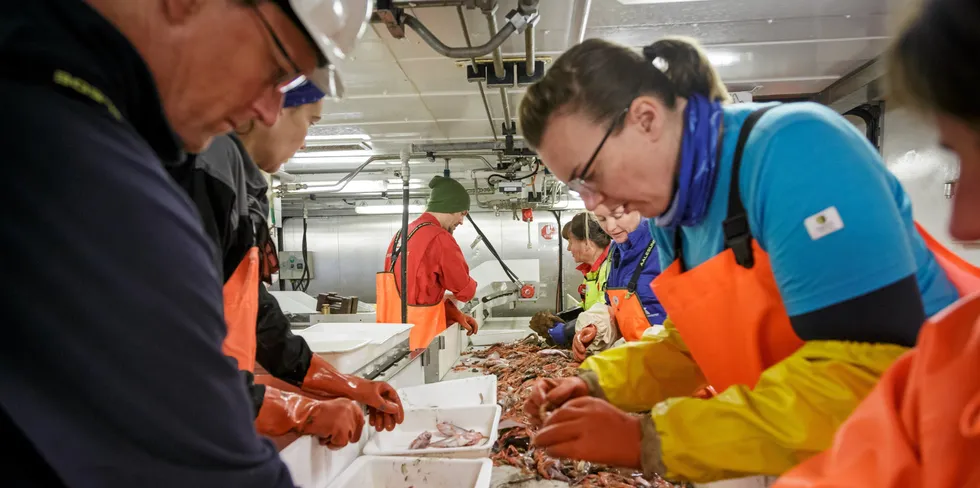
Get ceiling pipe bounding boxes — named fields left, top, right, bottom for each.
left=457, top=5, right=498, bottom=141
left=285, top=154, right=404, bottom=193
left=485, top=10, right=512, bottom=131
left=566, top=0, right=592, bottom=47
left=403, top=13, right=515, bottom=58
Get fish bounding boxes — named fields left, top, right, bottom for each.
left=407, top=422, right=487, bottom=450
left=408, top=431, right=431, bottom=450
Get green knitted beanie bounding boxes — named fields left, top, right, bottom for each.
left=425, top=176, right=470, bottom=213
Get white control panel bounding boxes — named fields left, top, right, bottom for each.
left=279, top=251, right=314, bottom=280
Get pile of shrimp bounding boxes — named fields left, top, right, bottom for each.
left=455, top=336, right=677, bottom=488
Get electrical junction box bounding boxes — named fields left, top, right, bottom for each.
left=497, top=181, right=524, bottom=194
left=279, top=251, right=314, bottom=280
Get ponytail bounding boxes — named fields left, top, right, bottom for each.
left=521, top=37, right=730, bottom=149
left=642, top=37, right=731, bottom=103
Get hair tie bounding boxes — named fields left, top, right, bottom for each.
left=652, top=57, right=669, bottom=73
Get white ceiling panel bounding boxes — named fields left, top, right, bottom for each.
left=586, top=0, right=891, bottom=27
left=320, top=96, right=433, bottom=125
left=310, top=0, right=896, bottom=162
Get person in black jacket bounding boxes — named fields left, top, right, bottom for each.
left=173, top=81, right=404, bottom=445
left=0, top=0, right=370, bottom=486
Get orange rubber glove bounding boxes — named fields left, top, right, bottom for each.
left=572, top=325, right=598, bottom=362
left=255, top=387, right=365, bottom=449
left=533, top=396, right=643, bottom=471
left=302, top=355, right=404, bottom=431
left=524, top=377, right=590, bottom=426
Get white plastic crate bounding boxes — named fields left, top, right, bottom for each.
left=363, top=405, right=501, bottom=459
left=326, top=456, right=492, bottom=488
left=397, top=376, right=498, bottom=409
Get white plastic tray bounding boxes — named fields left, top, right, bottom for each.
left=278, top=423, right=369, bottom=488
left=363, top=405, right=501, bottom=459
left=326, top=456, right=492, bottom=488
left=296, top=323, right=412, bottom=374
left=398, top=376, right=498, bottom=409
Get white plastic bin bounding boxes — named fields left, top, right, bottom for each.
left=398, top=376, right=498, bottom=409
left=326, top=456, right=492, bottom=488
left=363, top=405, right=501, bottom=459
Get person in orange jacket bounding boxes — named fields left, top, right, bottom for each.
left=773, top=0, right=980, bottom=485
left=376, top=176, right=479, bottom=350
left=175, top=81, right=403, bottom=449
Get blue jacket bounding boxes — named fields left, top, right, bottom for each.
left=605, top=219, right=667, bottom=326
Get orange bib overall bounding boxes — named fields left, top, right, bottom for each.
left=607, top=239, right=658, bottom=342
left=376, top=222, right=447, bottom=350
left=652, top=107, right=980, bottom=392
left=222, top=247, right=260, bottom=372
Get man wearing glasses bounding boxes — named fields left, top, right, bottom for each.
left=0, top=0, right=369, bottom=487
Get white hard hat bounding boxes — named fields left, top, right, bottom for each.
left=282, top=0, right=373, bottom=98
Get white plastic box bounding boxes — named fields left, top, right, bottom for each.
left=363, top=405, right=501, bottom=459
left=326, top=456, right=492, bottom=488
left=398, top=376, right=498, bottom=409
left=296, top=322, right=412, bottom=374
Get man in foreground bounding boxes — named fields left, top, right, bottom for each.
left=0, top=0, right=369, bottom=485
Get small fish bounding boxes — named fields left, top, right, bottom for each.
left=408, top=431, right=431, bottom=450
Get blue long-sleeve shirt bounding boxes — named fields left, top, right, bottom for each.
left=605, top=219, right=667, bottom=326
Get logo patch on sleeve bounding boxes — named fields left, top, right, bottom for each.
left=804, top=206, right=844, bottom=240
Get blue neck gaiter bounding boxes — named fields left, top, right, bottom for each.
left=654, top=94, right=724, bottom=228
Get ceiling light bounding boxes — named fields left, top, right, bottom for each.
left=291, top=150, right=374, bottom=159
left=285, top=156, right=374, bottom=165
left=304, top=134, right=371, bottom=142
left=354, top=204, right=427, bottom=215
left=616, top=0, right=711, bottom=4
left=706, top=51, right=742, bottom=67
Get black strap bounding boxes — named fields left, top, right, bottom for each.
left=723, top=106, right=776, bottom=269
left=387, top=222, right=432, bottom=273
left=626, top=239, right=657, bottom=294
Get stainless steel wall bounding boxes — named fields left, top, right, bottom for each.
left=281, top=212, right=584, bottom=316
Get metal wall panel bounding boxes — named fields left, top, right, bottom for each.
left=281, top=212, right=583, bottom=315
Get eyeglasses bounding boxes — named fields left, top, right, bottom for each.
left=252, top=6, right=304, bottom=91
left=567, top=107, right=629, bottom=199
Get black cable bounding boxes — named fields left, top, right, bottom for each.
left=486, top=160, right=541, bottom=187
left=294, top=216, right=311, bottom=292
left=466, top=214, right=520, bottom=284
left=552, top=210, right=564, bottom=311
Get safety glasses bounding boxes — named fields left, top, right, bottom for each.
left=252, top=5, right=305, bottom=92
left=567, top=107, right=629, bottom=200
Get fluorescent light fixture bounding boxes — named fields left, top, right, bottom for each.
left=387, top=178, right=421, bottom=184
left=304, top=134, right=371, bottom=142
left=555, top=199, right=587, bottom=210
left=354, top=205, right=426, bottom=215
left=616, top=0, right=710, bottom=4
left=705, top=51, right=743, bottom=67
left=285, top=156, right=373, bottom=165
left=291, top=150, right=374, bottom=159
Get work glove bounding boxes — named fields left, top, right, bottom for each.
left=524, top=377, right=590, bottom=426
left=572, top=325, right=598, bottom=362
left=529, top=311, right=563, bottom=345
left=533, top=397, right=643, bottom=472
left=255, top=387, right=365, bottom=449
left=302, top=355, right=404, bottom=432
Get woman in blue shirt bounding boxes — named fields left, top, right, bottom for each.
left=516, top=36, right=970, bottom=483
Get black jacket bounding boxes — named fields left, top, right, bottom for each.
left=172, top=134, right=315, bottom=415
left=0, top=1, right=294, bottom=487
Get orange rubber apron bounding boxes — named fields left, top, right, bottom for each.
left=774, top=292, right=980, bottom=488
left=222, top=247, right=260, bottom=372
left=607, top=239, right=658, bottom=342
left=652, top=107, right=980, bottom=392
left=376, top=222, right=448, bottom=350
